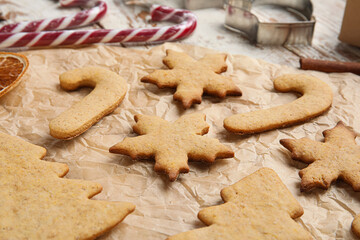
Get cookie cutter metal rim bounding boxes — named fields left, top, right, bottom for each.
left=224, top=0, right=316, bottom=45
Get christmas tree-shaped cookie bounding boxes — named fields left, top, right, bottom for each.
left=280, top=122, right=360, bottom=192
left=167, top=168, right=313, bottom=240
left=0, top=132, right=135, bottom=239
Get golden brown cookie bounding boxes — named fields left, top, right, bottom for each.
left=49, top=66, right=127, bottom=139
left=280, top=121, right=360, bottom=192
left=224, top=74, right=333, bottom=134
left=109, top=113, right=234, bottom=181
left=167, top=167, right=313, bottom=240
left=0, top=131, right=135, bottom=240
left=352, top=214, right=360, bottom=238
left=141, top=49, right=242, bottom=109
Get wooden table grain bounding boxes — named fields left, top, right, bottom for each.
left=0, top=0, right=359, bottom=67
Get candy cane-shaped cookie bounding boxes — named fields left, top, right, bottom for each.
left=0, top=1, right=107, bottom=33
left=49, top=67, right=127, bottom=139
left=224, top=74, right=333, bottom=134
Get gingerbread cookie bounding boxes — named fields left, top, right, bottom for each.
left=167, top=168, right=313, bottom=240
left=49, top=66, right=127, bottom=139
left=280, top=121, right=360, bottom=192
left=0, top=131, right=135, bottom=239
left=141, top=49, right=242, bottom=109
left=109, top=113, right=234, bottom=181
left=224, top=74, right=333, bottom=134
left=352, top=215, right=360, bottom=238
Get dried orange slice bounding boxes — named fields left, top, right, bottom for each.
left=0, top=52, right=29, bottom=98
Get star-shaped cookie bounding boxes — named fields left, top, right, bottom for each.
left=280, top=122, right=360, bottom=192
left=141, top=49, right=242, bottom=109
left=109, top=113, right=234, bottom=181
left=0, top=132, right=135, bottom=239
left=167, top=168, right=313, bottom=240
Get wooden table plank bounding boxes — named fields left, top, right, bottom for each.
left=0, top=0, right=80, bottom=23
left=286, top=0, right=360, bottom=62
left=1, top=0, right=358, bottom=67
left=97, top=0, right=359, bottom=67
left=98, top=1, right=301, bottom=66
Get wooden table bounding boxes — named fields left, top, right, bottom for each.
left=0, top=0, right=359, bottom=67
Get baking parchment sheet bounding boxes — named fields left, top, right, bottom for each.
left=2, top=43, right=360, bottom=239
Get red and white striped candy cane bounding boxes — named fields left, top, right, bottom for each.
left=0, top=5, right=197, bottom=48
left=0, top=1, right=107, bottom=33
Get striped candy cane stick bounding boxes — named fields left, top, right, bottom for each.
left=0, top=5, right=197, bottom=49
left=0, top=1, right=107, bottom=33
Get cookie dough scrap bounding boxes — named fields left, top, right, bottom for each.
left=167, top=167, right=313, bottom=240
left=280, top=122, right=360, bottom=192
left=352, top=214, right=360, bottom=238
left=50, top=66, right=127, bottom=140
left=141, top=49, right=242, bottom=109
left=109, top=113, right=234, bottom=181
left=0, top=132, right=135, bottom=240
left=224, top=74, right=333, bottom=134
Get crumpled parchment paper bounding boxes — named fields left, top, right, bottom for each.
left=2, top=43, right=360, bottom=240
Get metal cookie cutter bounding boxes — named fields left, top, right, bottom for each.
left=224, top=0, right=316, bottom=45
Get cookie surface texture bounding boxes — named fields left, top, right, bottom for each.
left=280, top=122, right=360, bottom=192
left=0, top=132, right=135, bottom=240
left=141, top=49, right=242, bottom=109
left=224, top=74, right=333, bottom=134
left=109, top=113, right=234, bottom=181
left=167, top=167, right=313, bottom=240
left=352, top=214, right=360, bottom=238
left=49, top=66, right=127, bottom=139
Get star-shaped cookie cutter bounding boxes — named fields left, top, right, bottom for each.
left=224, top=0, right=316, bottom=45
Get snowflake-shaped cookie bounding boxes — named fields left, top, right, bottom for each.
left=281, top=122, right=360, bottom=191
left=109, top=113, right=234, bottom=181
left=141, top=50, right=242, bottom=109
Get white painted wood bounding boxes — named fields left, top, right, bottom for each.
left=1, top=0, right=358, bottom=66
